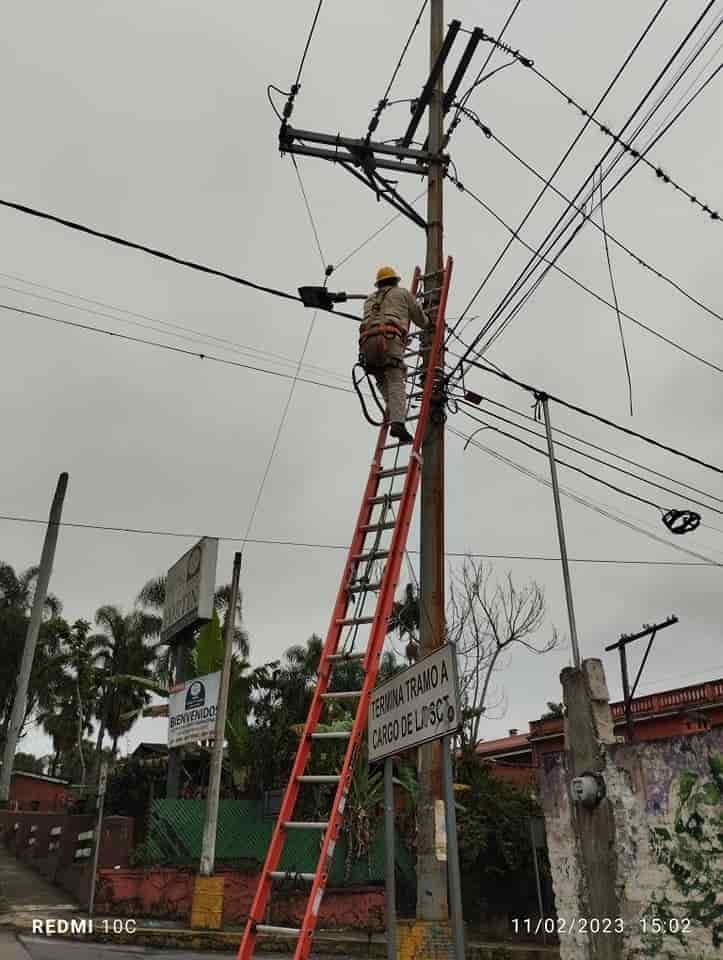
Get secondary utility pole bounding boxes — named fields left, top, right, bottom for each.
left=604, top=615, right=678, bottom=742
left=0, top=472, right=68, bottom=804
left=418, top=0, right=448, bottom=922
left=200, top=551, right=242, bottom=876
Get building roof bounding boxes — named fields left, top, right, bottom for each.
left=475, top=732, right=530, bottom=758
left=133, top=742, right=169, bottom=757
left=475, top=676, right=723, bottom=760
left=11, top=770, right=70, bottom=786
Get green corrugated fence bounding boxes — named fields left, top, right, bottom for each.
left=146, top=799, right=415, bottom=889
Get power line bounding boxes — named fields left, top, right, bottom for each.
left=459, top=357, right=723, bottom=477
left=449, top=427, right=723, bottom=565
left=1, top=301, right=354, bottom=395
left=447, top=172, right=723, bottom=376
left=446, top=0, right=527, bottom=143
left=295, top=0, right=325, bottom=87
left=242, top=313, right=319, bottom=546
left=0, top=196, right=362, bottom=324
left=449, top=0, right=718, bottom=370
left=475, top=394, right=723, bottom=506
left=444, top=0, right=673, bottom=347
left=332, top=190, right=426, bottom=274
left=0, top=512, right=717, bottom=566
left=460, top=406, right=663, bottom=513
left=597, top=168, right=633, bottom=416
left=459, top=400, right=723, bottom=516
left=366, top=0, right=429, bottom=140
left=0, top=277, right=351, bottom=386
left=478, top=23, right=723, bottom=359
left=453, top=112, right=723, bottom=328
left=291, top=156, right=327, bottom=273
left=463, top=22, right=722, bottom=220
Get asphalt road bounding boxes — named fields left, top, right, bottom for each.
left=3, top=933, right=300, bottom=960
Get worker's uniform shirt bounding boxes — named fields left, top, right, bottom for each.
left=360, top=286, right=427, bottom=361
left=359, top=285, right=427, bottom=424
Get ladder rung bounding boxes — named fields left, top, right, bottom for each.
left=269, top=872, right=316, bottom=883
left=362, top=521, right=396, bottom=533
left=369, top=493, right=402, bottom=505
left=378, top=467, right=408, bottom=479
left=284, top=821, right=328, bottom=829
left=406, top=413, right=420, bottom=421
left=348, top=581, right=382, bottom=594
left=256, top=925, right=301, bottom=937
left=321, top=690, right=362, bottom=700
left=354, top=550, right=389, bottom=562
left=403, top=346, right=431, bottom=358
left=336, top=616, right=374, bottom=626
left=327, top=650, right=365, bottom=662
left=311, top=730, right=352, bottom=740
left=297, top=775, right=341, bottom=784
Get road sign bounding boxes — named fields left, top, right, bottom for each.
left=368, top=644, right=461, bottom=763
left=168, top=671, right=221, bottom=747
left=161, top=537, right=218, bottom=643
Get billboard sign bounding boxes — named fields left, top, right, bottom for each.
left=161, top=537, right=218, bottom=643
left=168, top=671, right=220, bottom=747
left=368, top=644, right=461, bottom=763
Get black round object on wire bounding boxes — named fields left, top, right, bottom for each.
left=662, top=509, right=701, bottom=535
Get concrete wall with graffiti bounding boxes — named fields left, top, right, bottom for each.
left=538, top=728, right=723, bottom=959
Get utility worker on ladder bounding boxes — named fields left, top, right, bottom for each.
left=360, top=266, right=427, bottom=443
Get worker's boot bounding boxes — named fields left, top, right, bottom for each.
left=390, top=422, right=414, bottom=444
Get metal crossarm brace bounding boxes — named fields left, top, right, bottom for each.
left=237, top=258, right=454, bottom=960
left=443, top=27, right=484, bottom=113
left=401, top=19, right=462, bottom=147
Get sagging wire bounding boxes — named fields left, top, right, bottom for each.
left=455, top=20, right=722, bottom=221
left=444, top=168, right=723, bottom=378
left=452, top=425, right=720, bottom=564
left=365, top=0, right=430, bottom=141
left=291, top=155, right=328, bottom=275
left=452, top=109, right=723, bottom=327
left=596, top=165, right=634, bottom=417
left=443, top=0, right=675, bottom=352
left=461, top=402, right=703, bottom=536
left=453, top=3, right=723, bottom=369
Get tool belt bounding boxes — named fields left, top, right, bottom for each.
left=358, top=321, right=407, bottom=370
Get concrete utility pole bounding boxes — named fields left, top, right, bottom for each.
left=0, top=472, right=68, bottom=805
left=417, top=0, right=448, bottom=921
left=200, top=551, right=242, bottom=876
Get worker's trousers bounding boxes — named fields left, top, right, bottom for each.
left=371, top=361, right=407, bottom=424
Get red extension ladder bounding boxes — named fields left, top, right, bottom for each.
left=237, top=257, right=453, bottom=960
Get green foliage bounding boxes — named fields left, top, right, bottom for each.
left=194, top=611, right=224, bottom=677
left=12, top=751, right=45, bottom=774
left=455, top=749, right=541, bottom=915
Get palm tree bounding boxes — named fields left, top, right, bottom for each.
left=136, top=574, right=249, bottom=684
left=0, top=562, right=62, bottom=617
left=92, top=605, right=159, bottom=762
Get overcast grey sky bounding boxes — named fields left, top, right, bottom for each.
left=2, top=0, right=721, bottom=760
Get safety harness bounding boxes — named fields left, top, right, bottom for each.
left=357, top=287, right=409, bottom=371
left=353, top=286, right=410, bottom=426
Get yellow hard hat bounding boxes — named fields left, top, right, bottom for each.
left=375, top=265, right=401, bottom=286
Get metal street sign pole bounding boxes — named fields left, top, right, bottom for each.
left=441, top=735, right=465, bottom=960
left=88, top=760, right=108, bottom=917
left=384, top=756, right=397, bottom=960
left=539, top=393, right=581, bottom=669
left=200, top=552, right=242, bottom=876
